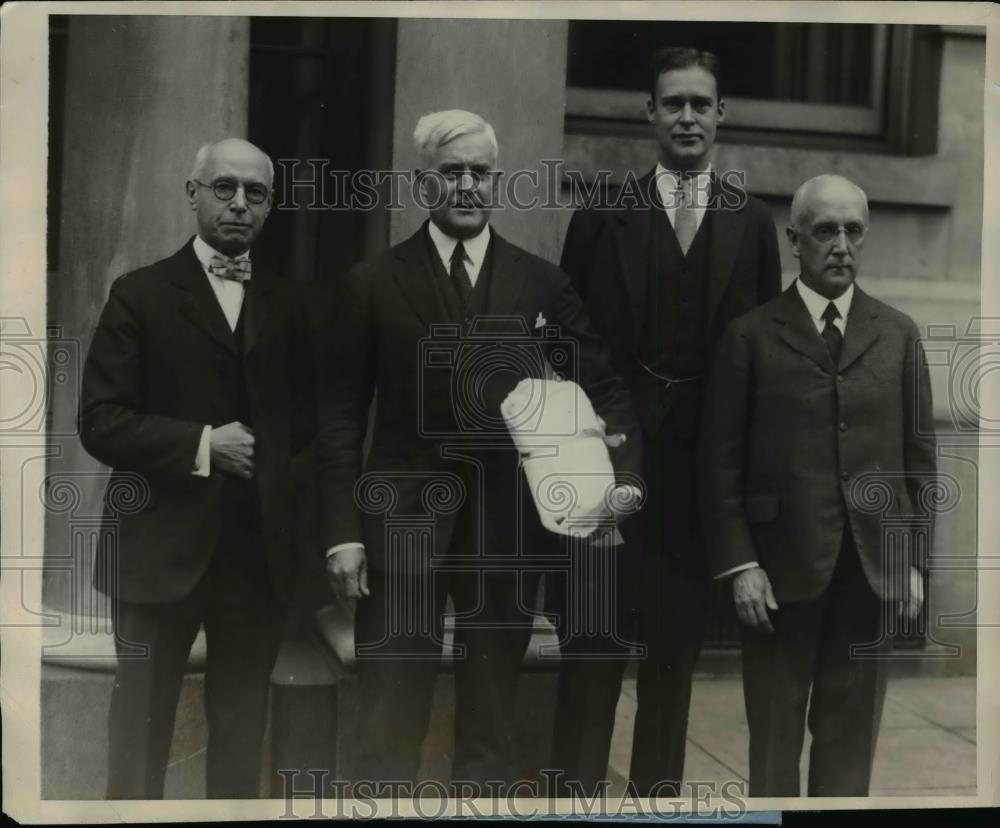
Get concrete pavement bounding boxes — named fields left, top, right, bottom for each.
left=605, top=674, right=976, bottom=798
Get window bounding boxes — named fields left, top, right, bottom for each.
left=565, top=22, right=940, bottom=154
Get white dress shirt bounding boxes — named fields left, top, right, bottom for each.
left=190, top=236, right=251, bottom=477
left=794, top=277, right=853, bottom=336
left=427, top=220, right=491, bottom=287
left=715, top=278, right=855, bottom=580
left=653, top=163, right=713, bottom=235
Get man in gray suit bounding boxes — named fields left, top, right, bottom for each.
left=699, top=174, right=937, bottom=796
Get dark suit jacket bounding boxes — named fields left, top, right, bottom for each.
left=316, top=222, right=643, bottom=573
left=698, top=284, right=938, bottom=603
left=80, top=239, right=311, bottom=604
left=559, top=170, right=782, bottom=438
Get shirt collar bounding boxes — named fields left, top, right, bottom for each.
left=193, top=235, right=250, bottom=275
left=795, top=277, right=854, bottom=323
left=427, top=220, right=491, bottom=270
left=654, top=162, right=713, bottom=207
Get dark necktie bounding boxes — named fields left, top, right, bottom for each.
left=450, top=242, right=472, bottom=306
left=821, top=301, right=843, bottom=365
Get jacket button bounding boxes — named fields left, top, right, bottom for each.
left=839, top=422, right=848, bottom=432
left=837, top=375, right=845, bottom=383
left=841, top=471, right=849, bottom=481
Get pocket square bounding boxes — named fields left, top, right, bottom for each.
left=534, top=312, right=547, bottom=329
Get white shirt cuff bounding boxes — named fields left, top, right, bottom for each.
left=192, top=425, right=211, bottom=477
left=715, top=561, right=760, bottom=579
left=326, top=542, right=365, bottom=559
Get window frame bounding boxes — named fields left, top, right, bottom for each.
left=565, top=24, right=938, bottom=154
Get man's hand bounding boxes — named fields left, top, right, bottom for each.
left=898, top=565, right=924, bottom=621
left=210, top=421, right=255, bottom=479
left=595, top=415, right=628, bottom=449
left=326, top=544, right=369, bottom=600
left=733, top=567, right=779, bottom=633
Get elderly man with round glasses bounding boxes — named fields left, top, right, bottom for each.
left=81, top=137, right=313, bottom=799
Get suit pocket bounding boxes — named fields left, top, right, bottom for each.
left=744, top=494, right=780, bottom=524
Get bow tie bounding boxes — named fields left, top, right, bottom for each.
left=208, top=255, right=252, bottom=283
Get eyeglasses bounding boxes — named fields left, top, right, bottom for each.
left=810, top=222, right=866, bottom=244
left=193, top=179, right=270, bottom=205
left=434, top=168, right=498, bottom=187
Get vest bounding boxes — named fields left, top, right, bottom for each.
left=208, top=301, right=252, bottom=428
left=638, top=201, right=712, bottom=379
left=425, top=228, right=495, bottom=324
left=632, top=203, right=712, bottom=438
left=422, top=230, right=499, bottom=439
left=218, top=300, right=256, bottom=506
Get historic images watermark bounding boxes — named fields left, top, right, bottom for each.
left=351, top=315, right=993, bottom=665
left=352, top=314, right=645, bottom=660
left=0, top=316, right=80, bottom=437
left=272, top=159, right=751, bottom=213
left=275, top=768, right=749, bottom=819
left=1, top=316, right=150, bottom=658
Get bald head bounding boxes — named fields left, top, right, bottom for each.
left=185, top=138, right=274, bottom=256
left=190, top=138, right=274, bottom=187
left=787, top=174, right=869, bottom=299
left=789, top=174, right=868, bottom=230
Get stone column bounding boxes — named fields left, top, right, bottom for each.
left=45, top=16, right=250, bottom=615
left=390, top=18, right=569, bottom=263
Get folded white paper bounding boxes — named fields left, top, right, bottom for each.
left=501, top=378, right=618, bottom=538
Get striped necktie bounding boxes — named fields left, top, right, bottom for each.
left=673, top=179, right=697, bottom=255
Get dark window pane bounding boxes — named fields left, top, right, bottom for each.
left=567, top=21, right=875, bottom=106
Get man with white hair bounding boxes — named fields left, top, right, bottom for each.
left=699, top=174, right=937, bottom=795
left=81, top=138, right=311, bottom=798
left=317, top=110, right=642, bottom=788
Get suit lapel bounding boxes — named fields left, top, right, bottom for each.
left=391, top=223, right=452, bottom=327
left=171, top=240, right=238, bottom=356
left=705, top=177, right=749, bottom=325
left=612, top=188, right=652, bottom=352
left=241, top=268, right=277, bottom=358
left=838, top=286, right=881, bottom=371
left=485, top=231, right=526, bottom=317
left=774, top=285, right=835, bottom=373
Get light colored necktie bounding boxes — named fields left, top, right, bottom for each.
left=208, top=255, right=252, bottom=283
left=673, top=179, right=697, bottom=255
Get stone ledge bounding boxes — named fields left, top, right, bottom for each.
left=39, top=608, right=206, bottom=672
left=563, top=133, right=960, bottom=208
left=314, top=602, right=563, bottom=673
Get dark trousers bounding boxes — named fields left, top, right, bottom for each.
left=741, top=530, right=889, bottom=797
left=549, top=552, right=711, bottom=797
left=352, top=558, right=539, bottom=788
left=549, top=424, right=712, bottom=797
left=105, top=500, right=285, bottom=799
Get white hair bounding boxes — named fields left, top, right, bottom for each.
left=189, top=139, right=274, bottom=183
left=412, top=110, right=498, bottom=168
left=789, top=174, right=869, bottom=229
